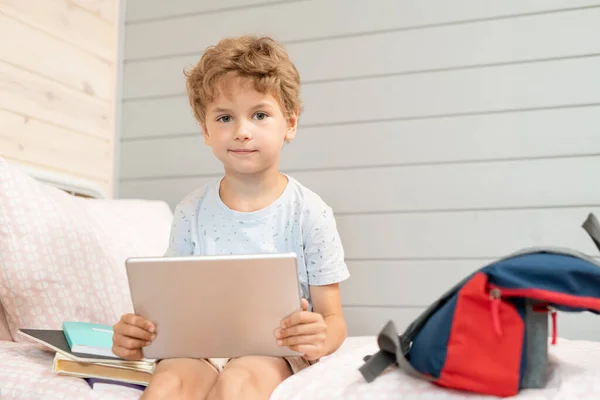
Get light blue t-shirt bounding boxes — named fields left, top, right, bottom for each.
left=164, top=175, right=350, bottom=309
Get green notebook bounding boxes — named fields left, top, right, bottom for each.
left=62, top=322, right=115, bottom=358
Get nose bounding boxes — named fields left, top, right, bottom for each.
left=233, top=120, right=252, bottom=141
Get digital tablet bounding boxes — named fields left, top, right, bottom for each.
left=125, top=253, right=304, bottom=360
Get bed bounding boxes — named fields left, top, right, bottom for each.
left=2, top=336, right=600, bottom=400
left=2, top=157, right=600, bottom=399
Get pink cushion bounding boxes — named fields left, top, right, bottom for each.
left=0, top=158, right=173, bottom=341
left=0, top=301, right=10, bottom=341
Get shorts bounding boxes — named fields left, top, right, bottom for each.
left=206, top=356, right=316, bottom=374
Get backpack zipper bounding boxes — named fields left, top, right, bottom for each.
left=548, top=306, right=557, bottom=345
left=489, top=287, right=503, bottom=337
left=488, top=285, right=558, bottom=344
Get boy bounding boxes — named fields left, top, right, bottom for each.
left=112, top=35, right=350, bottom=400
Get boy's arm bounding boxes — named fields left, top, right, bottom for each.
left=277, top=203, right=350, bottom=359
left=310, top=283, right=347, bottom=356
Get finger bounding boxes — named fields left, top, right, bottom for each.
left=301, top=298, right=309, bottom=311
left=125, top=314, right=156, bottom=333
left=277, top=334, right=326, bottom=347
left=287, top=344, right=321, bottom=360
left=115, top=323, right=155, bottom=341
left=282, top=299, right=309, bottom=321
left=112, top=345, right=143, bottom=361
left=275, top=322, right=326, bottom=339
left=281, top=311, right=320, bottom=329
left=122, top=314, right=155, bottom=333
left=113, top=334, right=150, bottom=350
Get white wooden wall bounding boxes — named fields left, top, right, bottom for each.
left=0, top=0, right=119, bottom=197
left=118, top=0, right=600, bottom=340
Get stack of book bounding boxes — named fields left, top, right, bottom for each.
left=18, top=322, right=155, bottom=388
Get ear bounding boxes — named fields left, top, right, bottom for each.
left=284, top=111, right=299, bottom=142
left=201, top=123, right=211, bottom=145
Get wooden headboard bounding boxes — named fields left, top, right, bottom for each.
left=23, top=166, right=107, bottom=199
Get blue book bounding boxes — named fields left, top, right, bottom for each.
left=62, top=322, right=115, bottom=358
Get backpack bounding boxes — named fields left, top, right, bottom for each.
left=359, top=213, right=600, bottom=397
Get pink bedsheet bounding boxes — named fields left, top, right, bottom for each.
left=271, top=336, right=600, bottom=400
left=0, top=341, right=141, bottom=400
left=2, top=336, right=600, bottom=399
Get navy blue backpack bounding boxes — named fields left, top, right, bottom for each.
left=360, top=213, right=600, bottom=397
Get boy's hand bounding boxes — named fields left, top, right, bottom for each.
left=275, top=298, right=327, bottom=361
left=112, top=313, right=156, bottom=360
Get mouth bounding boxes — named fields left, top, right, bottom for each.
left=229, top=149, right=257, bottom=154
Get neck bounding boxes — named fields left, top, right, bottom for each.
left=220, top=167, right=288, bottom=212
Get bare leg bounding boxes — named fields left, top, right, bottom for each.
left=140, top=358, right=218, bottom=400
left=206, top=356, right=292, bottom=400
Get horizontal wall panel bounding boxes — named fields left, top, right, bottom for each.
left=0, top=0, right=115, bottom=61
left=0, top=14, right=114, bottom=100
left=0, top=61, right=111, bottom=139
left=299, top=56, right=600, bottom=127
left=124, top=0, right=600, bottom=60
left=123, top=8, right=600, bottom=99
left=343, top=306, right=425, bottom=336
left=118, top=179, right=600, bottom=258
left=123, top=55, right=196, bottom=100
left=555, top=313, right=600, bottom=342
left=118, top=156, right=600, bottom=214
left=0, top=109, right=110, bottom=181
left=337, top=207, right=600, bottom=260
left=291, top=7, right=600, bottom=85
left=71, top=0, right=117, bottom=23
left=121, top=57, right=600, bottom=138
left=120, top=135, right=220, bottom=178
left=119, top=105, right=600, bottom=178
left=126, top=0, right=297, bottom=23
left=297, top=156, right=600, bottom=214
left=122, top=96, right=195, bottom=139
left=341, top=260, right=484, bottom=307
left=0, top=110, right=111, bottom=182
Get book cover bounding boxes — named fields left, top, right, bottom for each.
left=62, top=321, right=115, bottom=358
left=17, top=328, right=156, bottom=365
left=54, top=353, right=153, bottom=386
left=85, top=378, right=146, bottom=391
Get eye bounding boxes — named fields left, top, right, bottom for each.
left=253, top=112, right=268, bottom=120
left=217, top=115, right=232, bottom=123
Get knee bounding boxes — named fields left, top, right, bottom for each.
left=209, top=367, right=257, bottom=400
left=143, top=370, right=183, bottom=399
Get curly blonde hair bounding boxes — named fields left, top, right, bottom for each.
left=184, top=35, right=302, bottom=125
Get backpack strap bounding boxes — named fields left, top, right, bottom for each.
left=359, top=320, right=435, bottom=383
left=359, top=349, right=395, bottom=383
left=360, top=274, right=474, bottom=383
left=582, top=213, right=600, bottom=253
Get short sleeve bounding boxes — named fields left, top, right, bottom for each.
left=164, top=201, right=195, bottom=257
left=304, top=205, right=350, bottom=286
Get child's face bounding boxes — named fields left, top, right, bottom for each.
left=202, top=78, right=297, bottom=176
